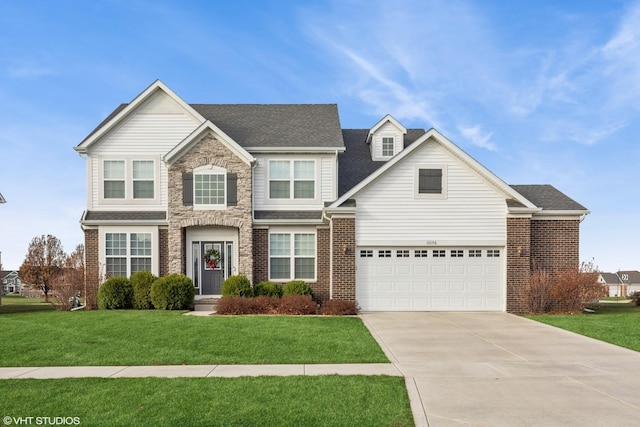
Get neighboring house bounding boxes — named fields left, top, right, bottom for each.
left=1, top=270, right=22, bottom=294
left=617, top=271, right=640, bottom=296
left=75, top=80, right=589, bottom=313
left=598, top=272, right=623, bottom=297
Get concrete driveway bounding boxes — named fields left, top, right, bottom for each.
left=361, top=312, right=640, bottom=427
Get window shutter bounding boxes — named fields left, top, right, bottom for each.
left=182, top=173, right=193, bottom=206
left=418, top=169, right=442, bottom=194
left=227, top=173, right=237, bottom=206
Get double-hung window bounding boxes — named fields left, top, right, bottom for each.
left=105, top=232, right=152, bottom=277
left=102, top=159, right=156, bottom=201
left=104, top=160, right=125, bottom=199
left=269, top=160, right=315, bottom=199
left=269, top=232, right=316, bottom=280
left=133, top=161, right=154, bottom=199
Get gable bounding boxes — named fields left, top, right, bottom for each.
left=75, top=80, right=205, bottom=154
left=351, top=138, right=510, bottom=245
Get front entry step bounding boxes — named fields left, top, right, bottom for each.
left=193, top=298, right=219, bottom=312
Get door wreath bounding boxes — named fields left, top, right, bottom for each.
left=203, top=248, right=221, bottom=269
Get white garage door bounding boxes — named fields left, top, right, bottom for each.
left=356, top=247, right=504, bottom=311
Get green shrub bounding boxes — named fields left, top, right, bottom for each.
left=150, top=274, right=195, bottom=310
left=130, top=270, right=157, bottom=309
left=283, top=280, right=314, bottom=297
left=97, top=277, right=133, bottom=310
left=221, top=274, right=253, bottom=297
left=253, top=281, right=283, bottom=298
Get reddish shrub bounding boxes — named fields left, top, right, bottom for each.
left=550, top=268, right=601, bottom=313
left=217, top=296, right=264, bottom=315
left=630, top=291, right=640, bottom=306
left=320, top=299, right=359, bottom=315
left=275, top=295, right=317, bottom=315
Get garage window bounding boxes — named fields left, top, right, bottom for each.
left=469, top=249, right=482, bottom=257
left=487, top=249, right=500, bottom=257
left=451, top=250, right=464, bottom=258
left=378, top=250, right=392, bottom=258
left=360, top=250, right=373, bottom=258
left=415, top=250, right=429, bottom=258
left=433, top=250, right=446, bottom=257
left=396, top=250, right=410, bottom=258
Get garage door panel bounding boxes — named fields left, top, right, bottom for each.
left=357, top=246, right=504, bottom=311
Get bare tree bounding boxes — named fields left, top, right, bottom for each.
left=19, top=235, right=66, bottom=303
left=51, top=244, right=85, bottom=310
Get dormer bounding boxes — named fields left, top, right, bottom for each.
left=367, top=114, right=407, bottom=161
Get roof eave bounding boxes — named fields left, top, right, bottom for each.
left=245, top=146, right=346, bottom=153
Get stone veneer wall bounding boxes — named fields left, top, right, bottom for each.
left=331, top=217, right=356, bottom=300
left=506, top=217, right=531, bottom=313
left=167, top=133, right=253, bottom=282
left=530, top=219, right=580, bottom=272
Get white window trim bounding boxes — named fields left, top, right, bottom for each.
left=381, top=136, right=395, bottom=157
left=193, top=165, right=227, bottom=210
left=98, top=156, right=160, bottom=205
left=267, top=159, right=318, bottom=203
left=414, top=164, right=448, bottom=200
left=268, top=228, right=317, bottom=282
left=99, top=226, right=158, bottom=277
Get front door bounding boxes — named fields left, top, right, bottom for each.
left=202, top=242, right=225, bottom=295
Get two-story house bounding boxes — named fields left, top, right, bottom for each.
left=75, top=80, right=589, bottom=312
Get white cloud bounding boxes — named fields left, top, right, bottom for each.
left=457, top=124, right=497, bottom=151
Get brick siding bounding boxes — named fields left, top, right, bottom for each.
left=252, top=228, right=268, bottom=283
left=506, top=217, right=531, bottom=313
left=158, top=227, right=169, bottom=277
left=314, top=227, right=330, bottom=302
left=331, top=217, right=356, bottom=300
left=84, top=228, right=99, bottom=310
left=530, top=219, right=580, bottom=272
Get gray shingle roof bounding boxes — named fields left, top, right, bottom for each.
left=253, top=211, right=323, bottom=221
left=84, top=211, right=167, bottom=221
left=338, top=128, right=426, bottom=196
left=191, top=104, right=344, bottom=149
left=599, top=272, right=621, bottom=284
left=510, top=185, right=588, bottom=211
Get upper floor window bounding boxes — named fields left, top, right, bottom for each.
left=194, top=166, right=226, bottom=208
left=269, top=160, right=315, bottom=199
left=415, top=165, right=447, bottom=199
left=382, top=137, right=394, bottom=157
left=132, top=161, right=154, bottom=199
left=182, top=166, right=237, bottom=209
left=104, top=160, right=125, bottom=199
left=101, top=158, right=156, bottom=202
left=419, top=169, right=442, bottom=194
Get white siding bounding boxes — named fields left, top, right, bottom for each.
left=88, top=91, right=201, bottom=210
left=371, top=122, right=404, bottom=160
left=355, top=140, right=507, bottom=246
left=253, top=153, right=337, bottom=211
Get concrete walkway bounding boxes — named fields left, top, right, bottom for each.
left=0, top=363, right=400, bottom=379
left=360, top=312, right=640, bottom=427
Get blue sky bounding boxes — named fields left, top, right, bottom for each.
left=0, top=0, right=639, bottom=272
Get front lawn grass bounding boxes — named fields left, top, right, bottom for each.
left=527, top=302, right=640, bottom=352
left=0, top=295, right=55, bottom=314
left=0, top=376, right=413, bottom=427
left=0, top=310, right=388, bottom=366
